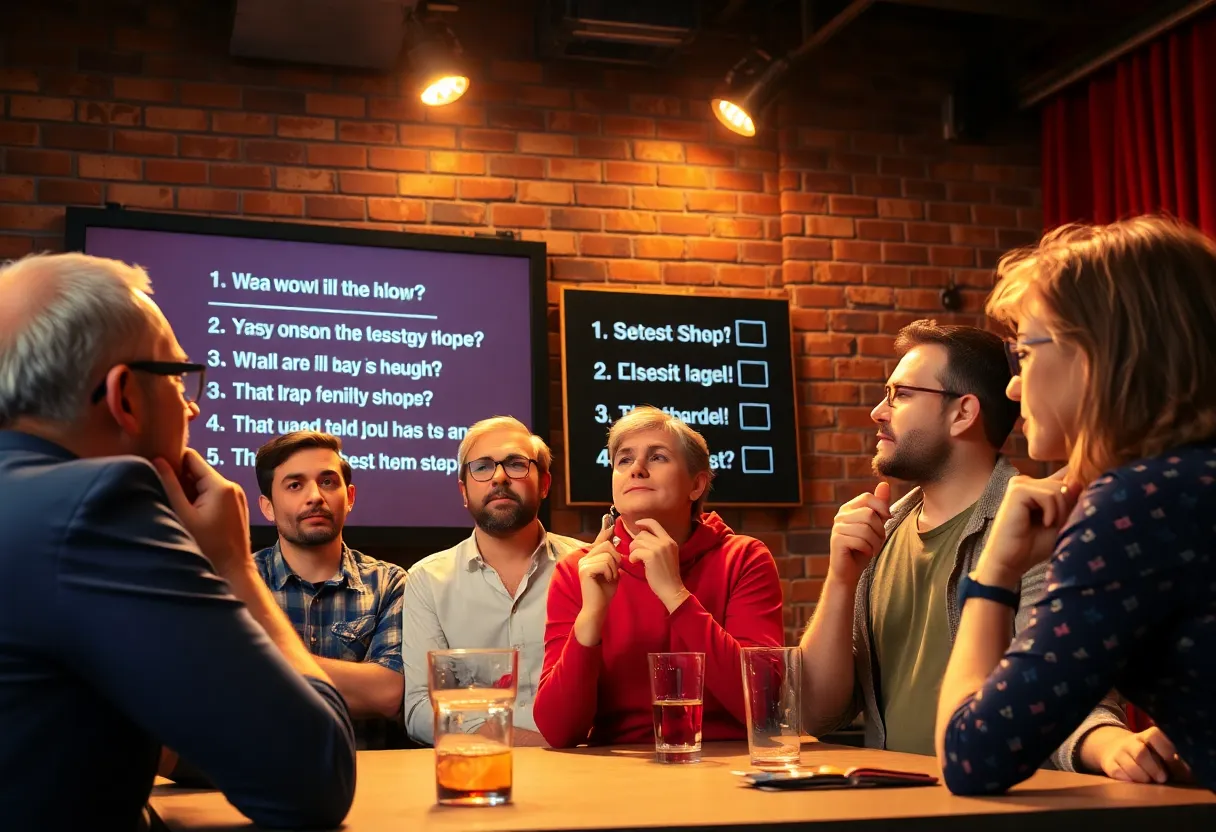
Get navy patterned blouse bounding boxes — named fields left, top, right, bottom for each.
left=942, top=442, right=1216, bottom=794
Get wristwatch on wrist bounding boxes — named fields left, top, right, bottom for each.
left=957, top=572, right=1019, bottom=610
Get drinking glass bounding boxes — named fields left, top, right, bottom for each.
left=740, top=646, right=802, bottom=767
left=648, top=652, right=705, bottom=764
left=428, top=648, right=517, bottom=806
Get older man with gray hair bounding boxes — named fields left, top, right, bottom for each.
left=401, top=416, right=582, bottom=747
left=0, top=253, right=355, bottom=831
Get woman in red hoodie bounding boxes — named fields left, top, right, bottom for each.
left=534, top=406, right=784, bottom=748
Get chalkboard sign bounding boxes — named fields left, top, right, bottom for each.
left=560, top=286, right=801, bottom=507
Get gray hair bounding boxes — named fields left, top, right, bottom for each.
left=0, top=253, right=155, bottom=427
left=457, top=416, right=552, bottom=482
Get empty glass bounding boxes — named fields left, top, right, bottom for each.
left=740, top=646, right=802, bottom=767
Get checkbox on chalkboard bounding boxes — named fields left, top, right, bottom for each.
left=741, top=446, right=775, bottom=474
left=735, top=320, right=767, bottom=348
left=739, top=403, right=771, bottom=431
left=737, top=360, right=769, bottom=388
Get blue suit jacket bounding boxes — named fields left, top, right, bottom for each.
left=0, top=431, right=356, bottom=830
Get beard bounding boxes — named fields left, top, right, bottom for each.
left=281, top=510, right=342, bottom=547
left=872, top=426, right=952, bottom=484
left=471, top=486, right=539, bottom=536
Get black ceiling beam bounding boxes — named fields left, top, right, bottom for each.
left=878, top=0, right=1063, bottom=21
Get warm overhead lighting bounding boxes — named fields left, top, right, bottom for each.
left=407, top=16, right=469, bottom=107
left=710, top=49, right=790, bottom=138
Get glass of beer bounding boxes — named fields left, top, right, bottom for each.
left=427, top=648, right=517, bottom=806
left=740, top=646, right=802, bottom=767
left=648, top=652, right=705, bottom=764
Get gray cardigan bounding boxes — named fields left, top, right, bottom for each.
left=827, top=457, right=1126, bottom=771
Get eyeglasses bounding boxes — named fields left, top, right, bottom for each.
left=883, top=383, right=962, bottom=408
left=465, top=455, right=536, bottom=482
left=90, top=361, right=207, bottom=405
left=1003, top=336, right=1054, bottom=375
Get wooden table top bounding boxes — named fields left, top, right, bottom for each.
left=150, top=741, right=1216, bottom=831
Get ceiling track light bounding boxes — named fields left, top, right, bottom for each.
left=406, top=13, right=470, bottom=107
left=711, top=49, right=790, bottom=137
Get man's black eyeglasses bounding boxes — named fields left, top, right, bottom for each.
left=1003, top=336, right=1054, bottom=375
left=90, top=361, right=207, bottom=405
left=465, top=456, right=536, bottom=482
left=883, top=384, right=962, bottom=407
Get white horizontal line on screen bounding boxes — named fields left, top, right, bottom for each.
left=207, top=301, right=438, bottom=320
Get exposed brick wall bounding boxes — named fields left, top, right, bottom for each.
left=0, top=1, right=1042, bottom=642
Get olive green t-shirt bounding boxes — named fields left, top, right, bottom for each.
left=869, top=503, right=976, bottom=756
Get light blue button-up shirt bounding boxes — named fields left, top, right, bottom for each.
left=401, top=527, right=583, bottom=744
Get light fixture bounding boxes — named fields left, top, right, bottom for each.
left=711, top=49, right=790, bottom=137
left=407, top=16, right=469, bottom=107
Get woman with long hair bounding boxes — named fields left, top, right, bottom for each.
left=935, top=216, right=1216, bottom=794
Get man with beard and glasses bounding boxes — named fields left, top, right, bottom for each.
left=253, top=430, right=407, bottom=749
left=798, top=320, right=1128, bottom=771
left=401, top=416, right=581, bottom=746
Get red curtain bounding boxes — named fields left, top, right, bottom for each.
left=1042, top=9, right=1216, bottom=235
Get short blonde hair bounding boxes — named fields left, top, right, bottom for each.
left=607, top=405, right=715, bottom=516
left=987, top=216, right=1216, bottom=484
left=457, top=416, right=552, bottom=482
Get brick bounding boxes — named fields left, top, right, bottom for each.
left=781, top=193, right=828, bottom=214
left=305, top=93, right=364, bottom=119
left=368, top=147, right=427, bottom=172
left=0, top=177, right=34, bottom=201
left=659, top=215, right=711, bottom=236
left=429, top=151, right=485, bottom=175
left=431, top=202, right=486, bottom=226
left=845, top=286, right=895, bottom=307
left=551, top=208, right=602, bottom=231
left=243, top=88, right=305, bottom=114
left=367, top=96, right=422, bottom=122
left=832, top=239, right=882, bottom=262
left=636, top=238, right=685, bottom=260
left=810, top=382, right=861, bottom=404
left=491, top=204, right=547, bottom=229
left=858, top=334, right=897, bottom=356
left=879, top=156, right=925, bottom=178
left=515, top=86, right=572, bottom=109
left=687, top=191, right=737, bottom=213
left=895, top=289, right=945, bottom=310
left=112, top=77, right=175, bottom=102
left=605, top=162, right=655, bottom=185
left=486, top=106, right=543, bottom=132
left=212, top=112, right=272, bottom=135
left=178, top=82, right=242, bottom=109
left=514, top=133, right=572, bottom=157
left=802, top=332, right=855, bottom=356
left=633, top=141, right=684, bottom=163
left=857, top=220, right=905, bottom=241
left=551, top=258, right=605, bottom=281
left=719, top=265, right=769, bottom=287
left=806, top=216, right=855, bottom=238
left=997, top=229, right=1039, bottom=248
left=993, top=186, right=1035, bottom=207
left=144, top=106, right=208, bottom=132
left=741, top=242, right=781, bottom=264
left=864, top=265, right=912, bottom=286
left=245, top=140, right=305, bottom=165
left=105, top=183, right=173, bottom=210
left=580, top=234, right=632, bottom=258
left=9, top=95, right=75, bottom=122
left=687, top=239, right=738, bottom=262
left=793, top=286, right=846, bottom=307
left=950, top=225, right=996, bottom=247
left=574, top=184, right=629, bottom=208
left=549, top=158, right=601, bottom=182
left=302, top=196, right=363, bottom=221
left=490, top=155, right=546, bottom=179
left=928, top=246, right=976, bottom=267
left=44, top=125, right=109, bottom=151
left=948, top=182, right=991, bottom=203
left=339, top=171, right=396, bottom=195
left=828, top=195, right=877, bottom=217
left=799, top=128, right=851, bottom=150
left=657, top=166, right=707, bottom=189
left=603, top=210, right=657, bottom=233
left=686, top=145, right=735, bottom=167
left=973, top=204, right=1018, bottom=227
left=930, top=161, right=972, bottom=180
left=460, top=178, right=516, bottom=201
left=814, top=432, right=865, bottom=453
left=664, top=263, right=715, bottom=285
left=883, top=243, right=930, bottom=264
left=877, top=198, right=923, bottom=220
left=397, top=174, right=455, bottom=198
left=176, top=188, right=240, bottom=213
left=804, top=172, right=853, bottom=193
left=607, top=260, right=660, bottom=283
left=0, top=205, right=63, bottom=231
left=145, top=159, right=207, bottom=184
left=278, top=116, right=335, bottom=140
left=907, top=223, right=953, bottom=244
left=814, top=262, right=863, bottom=284
left=520, top=181, right=573, bottom=205
left=784, top=238, right=833, bottom=260
left=0, top=122, right=40, bottom=146
left=656, top=119, right=707, bottom=142
left=602, top=115, right=654, bottom=137
left=0, top=69, right=39, bottom=92
left=276, top=168, right=335, bottom=192
left=78, top=155, right=142, bottom=181
left=712, top=217, right=764, bottom=238
left=239, top=192, right=303, bottom=216
left=458, top=128, right=513, bottom=152
left=905, top=179, right=947, bottom=200
left=856, top=175, right=903, bottom=197
left=632, top=188, right=684, bottom=212
left=0, top=235, right=34, bottom=257
left=210, top=163, right=272, bottom=189
left=712, top=169, right=763, bottom=192
left=307, top=144, right=366, bottom=168
left=366, top=197, right=426, bottom=223
left=179, top=135, right=239, bottom=160
left=38, top=179, right=102, bottom=205
left=491, top=59, right=544, bottom=84
left=576, top=137, right=629, bottom=160
left=6, top=150, right=72, bottom=176
left=928, top=202, right=971, bottom=224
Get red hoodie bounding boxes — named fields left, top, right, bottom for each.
left=534, top=512, right=784, bottom=748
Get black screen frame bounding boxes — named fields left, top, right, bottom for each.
left=64, top=206, right=550, bottom=556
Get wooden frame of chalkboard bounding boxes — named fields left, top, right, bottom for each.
left=560, top=285, right=803, bottom=508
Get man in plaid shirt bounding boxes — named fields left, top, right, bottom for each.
left=253, top=431, right=407, bottom=749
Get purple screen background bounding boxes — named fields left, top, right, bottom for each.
left=85, top=226, right=534, bottom=529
